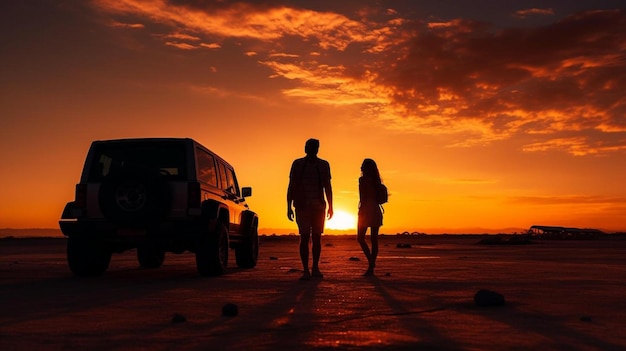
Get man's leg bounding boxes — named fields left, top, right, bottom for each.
left=299, top=231, right=311, bottom=280
left=310, top=205, right=326, bottom=278
left=296, top=208, right=312, bottom=280
left=311, top=232, right=323, bottom=277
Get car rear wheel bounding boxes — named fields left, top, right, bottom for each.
left=195, top=223, right=229, bottom=276
left=67, top=236, right=112, bottom=277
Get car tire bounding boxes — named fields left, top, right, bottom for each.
left=195, top=223, right=229, bottom=276
left=137, top=243, right=165, bottom=269
left=67, top=236, right=112, bottom=277
left=98, top=166, right=171, bottom=227
left=235, top=216, right=258, bottom=268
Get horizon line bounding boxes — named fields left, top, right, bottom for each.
left=2, top=226, right=625, bottom=235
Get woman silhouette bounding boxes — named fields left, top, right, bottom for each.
left=357, top=158, right=384, bottom=276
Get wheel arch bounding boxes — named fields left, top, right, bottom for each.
left=201, top=200, right=230, bottom=231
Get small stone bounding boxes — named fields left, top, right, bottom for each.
left=171, top=313, right=186, bottom=324
left=396, top=243, right=412, bottom=248
left=348, top=256, right=360, bottom=261
left=474, top=289, right=505, bottom=307
left=222, top=303, right=239, bottom=317
left=269, top=256, right=278, bottom=260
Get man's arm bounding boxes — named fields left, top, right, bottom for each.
left=324, top=179, right=333, bottom=220
left=323, top=160, right=333, bottom=219
left=287, top=183, right=295, bottom=221
left=287, top=161, right=297, bottom=221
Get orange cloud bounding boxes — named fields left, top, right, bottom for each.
left=508, top=195, right=626, bottom=205
left=93, top=0, right=376, bottom=49
left=514, top=8, right=555, bottom=19
left=268, top=53, right=300, bottom=58
left=260, top=61, right=388, bottom=106
left=522, top=137, right=626, bottom=155
left=200, top=42, right=220, bottom=49
left=164, top=32, right=200, bottom=41
left=109, top=20, right=144, bottom=29
left=165, top=41, right=197, bottom=50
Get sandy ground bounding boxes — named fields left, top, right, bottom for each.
left=1, top=235, right=626, bottom=351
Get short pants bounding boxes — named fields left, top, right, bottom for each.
left=295, top=205, right=326, bottom=234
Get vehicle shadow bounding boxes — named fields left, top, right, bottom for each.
left=0, top=252, right=250, bottom=328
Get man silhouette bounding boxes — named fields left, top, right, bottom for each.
left=287, top=138, right=333, bottom=280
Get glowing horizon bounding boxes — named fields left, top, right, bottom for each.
left=325, top=209, right=358, bottom=231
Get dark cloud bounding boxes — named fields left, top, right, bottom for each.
left=375, top=10, right=626, bottom=153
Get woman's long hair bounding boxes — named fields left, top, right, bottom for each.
left=361, top=158, right=382, bottom=185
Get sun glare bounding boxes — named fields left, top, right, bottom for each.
left=326, top=209, right=357, bottom=230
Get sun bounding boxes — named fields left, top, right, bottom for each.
left=326, top=209, right=357, bottom=230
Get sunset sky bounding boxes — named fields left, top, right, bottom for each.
left=1, top=0, right=625, bottom=234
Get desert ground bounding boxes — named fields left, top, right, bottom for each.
left=1, top=234, right=626, bottom=351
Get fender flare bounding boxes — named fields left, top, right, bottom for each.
left=201, top=200, right=230, bottom=232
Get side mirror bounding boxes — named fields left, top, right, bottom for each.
left=241, top=187, right=252, bottom=198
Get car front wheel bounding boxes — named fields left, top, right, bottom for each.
left=235, top=217, right=258, bottom=268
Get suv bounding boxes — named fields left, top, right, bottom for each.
left=59, top=138, right=259, bottom=277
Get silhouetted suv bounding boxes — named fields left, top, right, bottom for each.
left=59, top=138, right=259, bottom=277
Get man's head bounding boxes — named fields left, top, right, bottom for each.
left=304, top=138, right=319, bottom=156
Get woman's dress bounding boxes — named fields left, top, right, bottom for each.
left=357, top=176, right=383, bottom=228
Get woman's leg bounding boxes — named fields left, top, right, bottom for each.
left=357, top=226, right=372, bottom=267
left=370, top=226, right=380, bottom=273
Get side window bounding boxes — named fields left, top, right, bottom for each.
left=217, top=162, right=239, bottom=196
left=90, top=153, right=118, bottom=180
left=225, top=167, right=240, bottom=196
left=97, top=154, right=113, bottom=177
left=197, top=149, right=218, bottom=187
left=217, top=162, right=229, bottom=191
